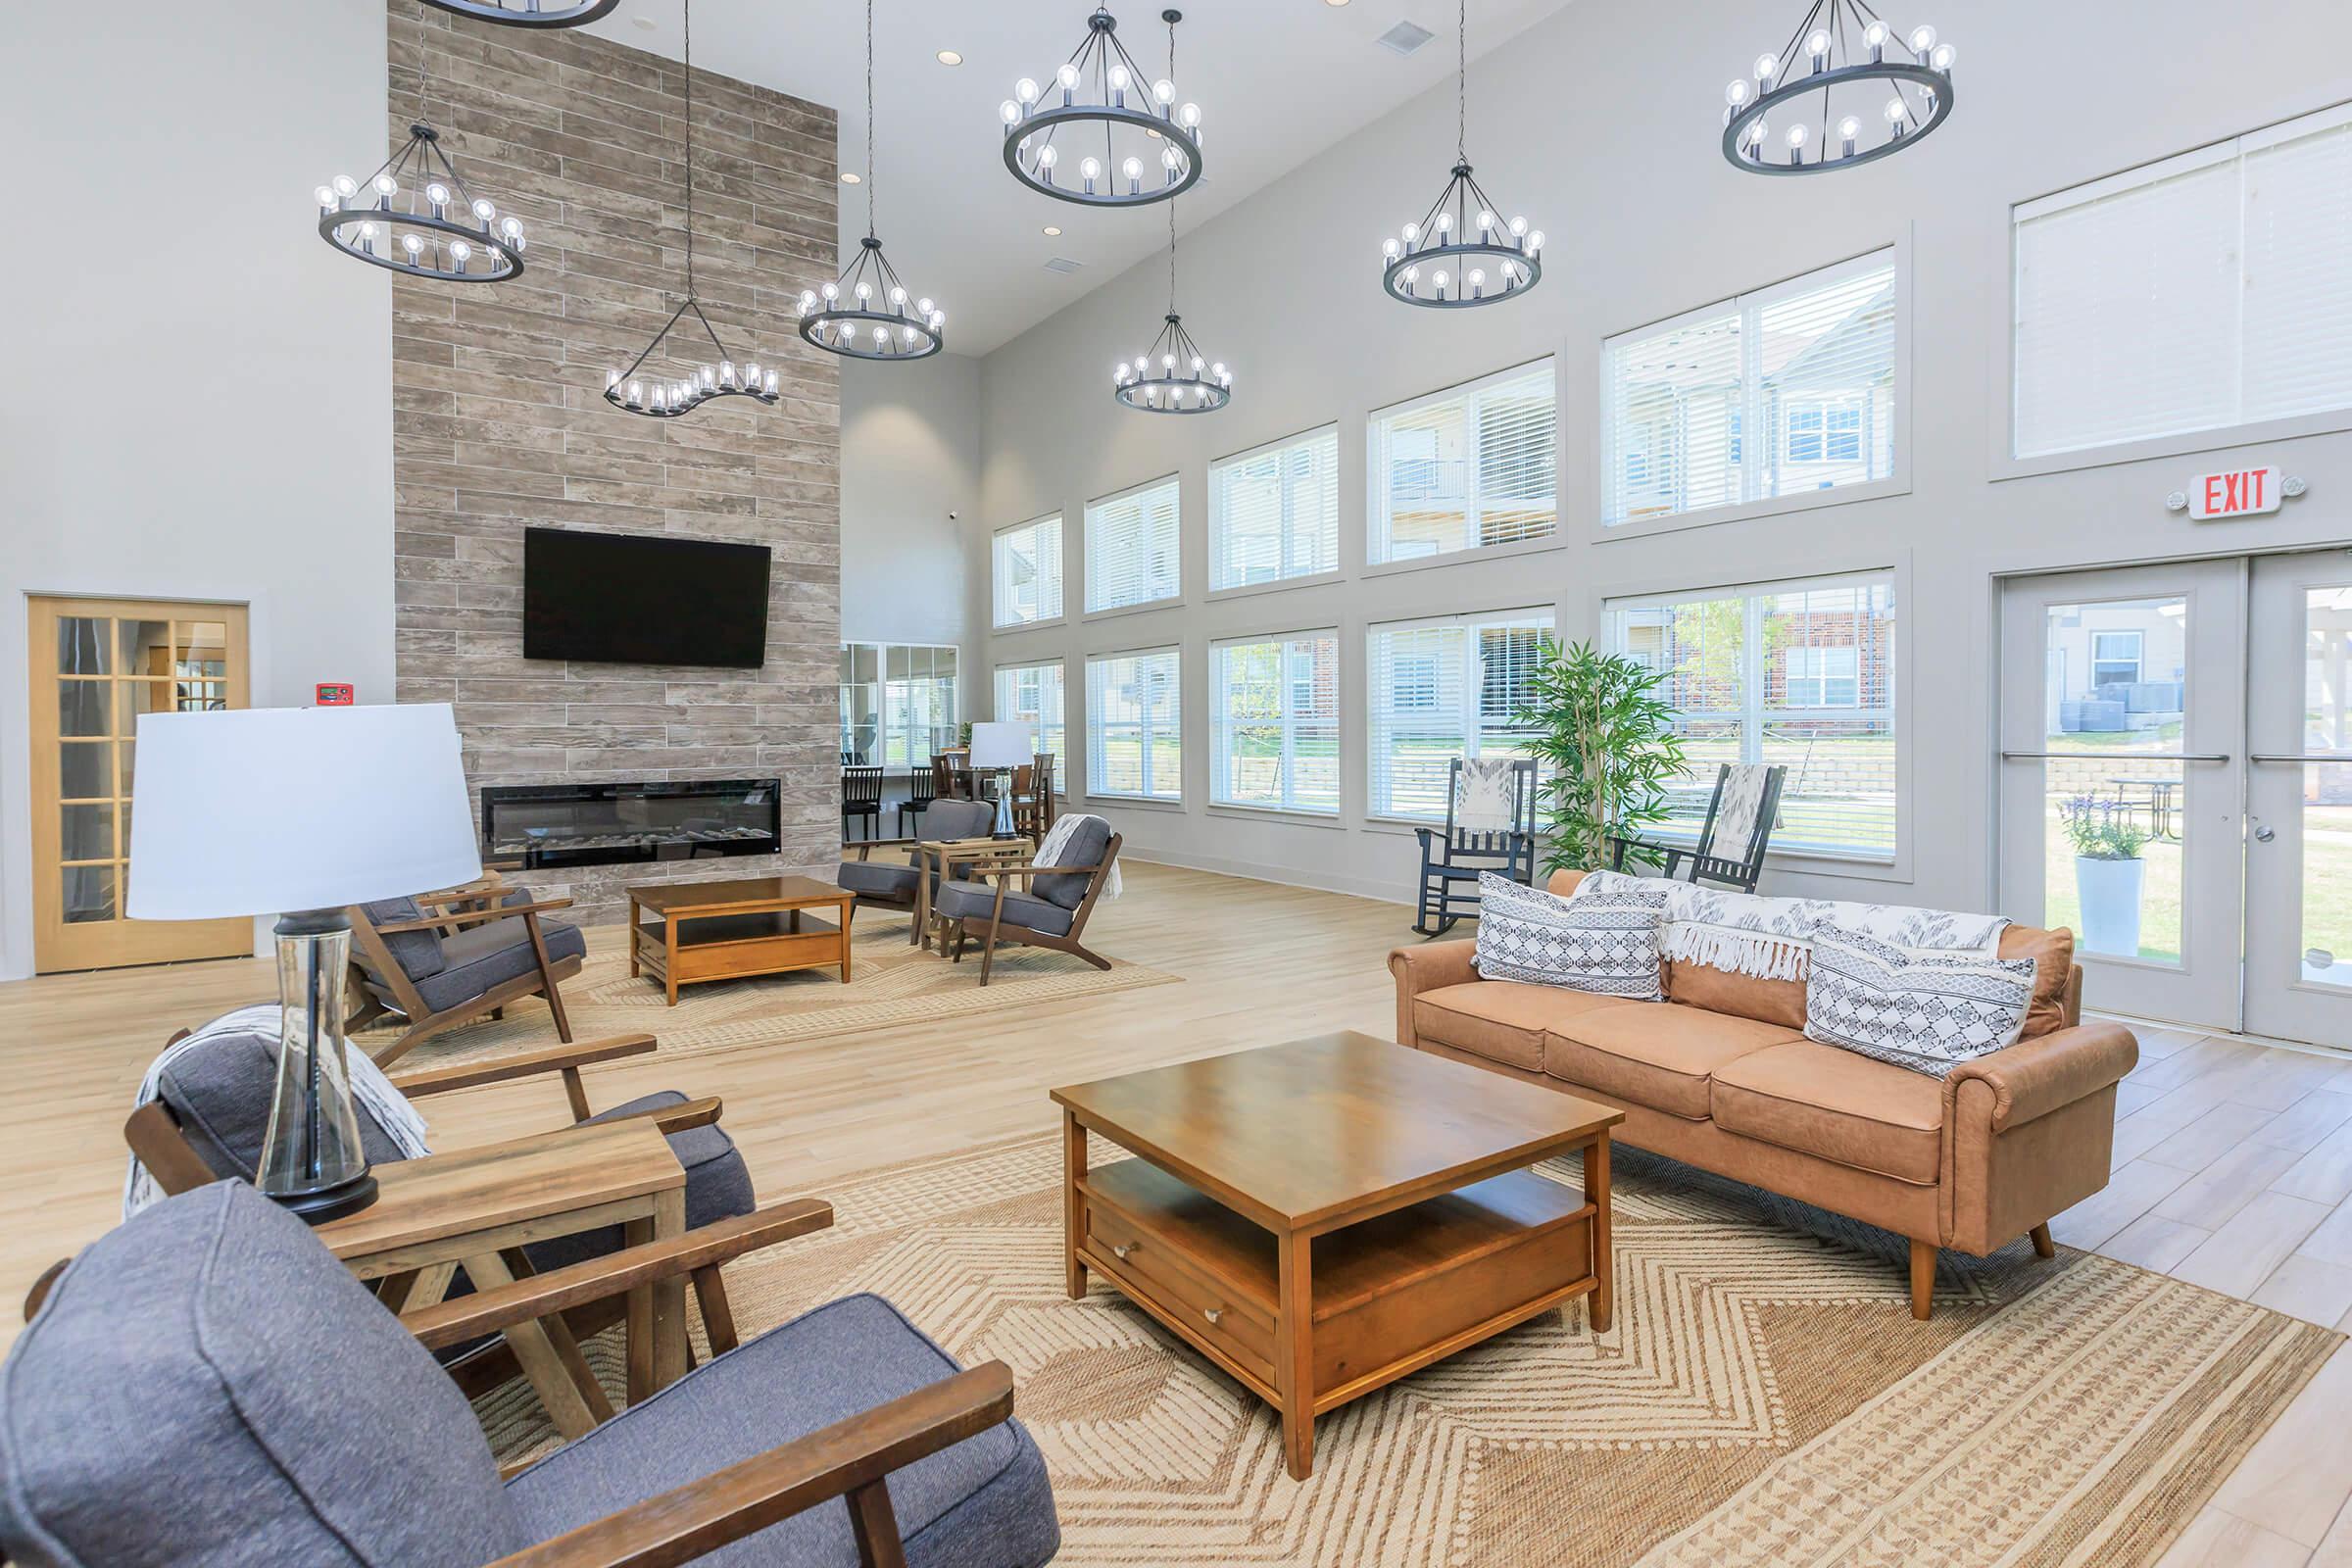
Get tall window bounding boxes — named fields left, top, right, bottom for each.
left=840, top=642, right=958, bottom=766
left=994, top=661, right=1065, bottom=774
left=1211, top=427, right=1339, bottom=590
left=1086, top=648, right=1181, bottom=801
left=1086, top=476, right=1181, bottom=612
left=1210, top=632, right=1340, bottom=814
left=2013, top=103, right=2352, bottom=459
left=1369, top=362, right=1556, bottom=564
left=1366, top=610, right=1551, bottom=820
left=992, top=514, right=1062, bottom=627
left=1605, top=571, right=1897, bottom=860
left=1603, top=249, right=1898, bottom=526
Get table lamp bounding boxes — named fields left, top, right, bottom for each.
left=127, top=703, right=482, bottom=1222
left=967, top=721, right=1031, bottom=836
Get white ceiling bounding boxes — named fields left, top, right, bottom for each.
left=584, top=0, right=1578, bottom=356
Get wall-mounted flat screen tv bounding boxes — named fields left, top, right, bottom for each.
left=523, top=527, right=771, bottom=668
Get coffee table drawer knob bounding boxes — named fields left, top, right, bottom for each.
left=1202, top=1307, right=1223, bottom=1325
left=1111, top=1243, right=1135, bottom=1260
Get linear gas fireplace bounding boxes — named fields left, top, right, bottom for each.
left=480, top=779, right=781, bottom=870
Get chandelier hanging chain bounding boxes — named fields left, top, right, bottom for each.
left=865, top=0, right=878, bottom=236
left=683, top=0, right=697, bottom=299
left=1165, top=11, right=1178, bottom=313
left=1455, top=0, right=1466, bottom=161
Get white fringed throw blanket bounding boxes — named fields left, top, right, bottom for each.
left=1574, top=869, right=2008, bottom=981
left=1037, top=812, right=1121, bottom=900
left=123, top=1003, right=433, bottom=1219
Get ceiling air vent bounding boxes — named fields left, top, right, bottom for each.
left=1376, top=20, right=1435, bottom=56
left=1043, top=257, right=1084, bottom=275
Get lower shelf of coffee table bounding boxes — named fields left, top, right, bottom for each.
left=633, top=912, right=846, bottom=985
left=1075, top=1154, right=1595, bottom=1408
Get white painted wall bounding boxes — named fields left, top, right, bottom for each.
left=0, top=2, right=396, bottom=979
left=968, top=0, right=2352, bottom=915
left=840, top=355, right=980, bottom=657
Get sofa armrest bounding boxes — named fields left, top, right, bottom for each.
left=1947, top=1021, right=2138, bottom=1133
left=1388, top=941, right=1481, bottom=1048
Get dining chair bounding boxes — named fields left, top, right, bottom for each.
left=841, top=764, right=886, bottom=841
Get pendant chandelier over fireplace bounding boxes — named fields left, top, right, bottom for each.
left=416, top=0, right=617, bottom=28
left=604, top=0, right=779, bottom=417
left=315, top=122, right=527, bottom=283
left=1719, top=0, right=1956, bottom=173
left=1001, top=6, right=1202, bottom=209
left=1379, top=0, right=1543, bottom=309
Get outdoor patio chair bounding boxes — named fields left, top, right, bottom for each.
left=1608, top=761, right=1787, bottom=892
left=1412, top=757, right=1539, bottom=936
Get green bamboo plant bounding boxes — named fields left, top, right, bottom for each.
left=1514, top=637, right=1689, bottom=874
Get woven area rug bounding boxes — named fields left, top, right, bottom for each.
left=362, top=921, right=1180, bottom=1071
left=475, top=1133, right=2340, bottom=1567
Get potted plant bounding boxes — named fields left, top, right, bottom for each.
left=2060, top=795, right=2149, bottom=957
left=1516, top=637, right=1688, bottom=874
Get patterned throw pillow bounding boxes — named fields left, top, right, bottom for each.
left=1803, top=929, right=2039, bottom=1077
left=1474, top=872, right=1664, bottom=1000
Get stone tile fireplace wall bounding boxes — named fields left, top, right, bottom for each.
left=385, top=0, right=840, bottom=929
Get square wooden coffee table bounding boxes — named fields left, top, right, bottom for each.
left=627, top=874, right=855, bottom=1004
left=1052, top=1031, right=1621, bottom=1480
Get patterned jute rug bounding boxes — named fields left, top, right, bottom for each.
left=476, top=1134, right=2340, bottom=1567
left=360, top=920, right=1180, bottom=1072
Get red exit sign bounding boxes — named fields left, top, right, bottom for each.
left=2189, top=466, right=2284, bottom=520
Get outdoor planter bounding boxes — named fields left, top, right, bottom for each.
left=2075, top=855, right=2145, bottom=957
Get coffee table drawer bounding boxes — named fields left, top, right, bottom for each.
left=1084, top=1180, right=1276, bottom=1381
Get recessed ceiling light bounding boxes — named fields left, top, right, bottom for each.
left=935, top=49, right=962, bottom=66
left=1043, top=224, right=1061, bottom=235
left=840, top=171, right=861, bottom=183
left=1324, top=0, right=1349, bottom=6
left=631, top=13, right=656, bottom=27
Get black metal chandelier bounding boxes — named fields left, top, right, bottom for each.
left=1379, top=0, right=1542, bottom=309
left=316, top=123, right=527, bottom=282
left=1113, top=204, right=1229, bottom=414
left=1720, top=0, right=1956, bottom=173
left=605, top=0, right=777, bottom=416
left=801, top=0, right=946, bottom=360
left=1002, top=7, right=1202, bottom=209
left=416, top=0, right=617, bottom=27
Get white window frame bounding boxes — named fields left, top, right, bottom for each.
left=991, top=514, right=1064, bottom=630
left=1365, top=359, right=1562, bottom=573
left=840, top=641, right=959, bottom=768
left=1084, top=474, right=1183, bottom=617
left=1364, top=607, right=1554, bottom=824
left=1209, top=424, right=1343, bottom=599
left=1208, top=628, right=1342, bottom=817
left=1084, top=645, right=1183, bottom=804
left=1995, top=101, right=2352, bottom=479
left=1598, top=239, right=1912, bottom=540
left=1782, top=644, right=1861, bottom=708
left=993, top=659, right=1066, bottom=782
left=2091, top=630, right=2144, bottom=686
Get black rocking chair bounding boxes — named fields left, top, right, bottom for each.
left=1413, top=757, right=1540, bottom=936
left=1608, top=761, right=1788, bottom=892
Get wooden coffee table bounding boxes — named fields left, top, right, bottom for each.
left=1052, top=1030, right=1621, bottom=1480
left=627, top=875, right=855, bottom=1004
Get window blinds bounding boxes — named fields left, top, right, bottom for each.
left=994, top=662, right=1065, bottom=772
left=1604, top=571, right=1897, bottom=859
left=1370, top=364, right=1556, bottom=563
left=1086, top=478, right=1182, bottom=612
left=1603, top=251, right=1897, bottom=524
left=992, top=515, right=1062, bottom=627
left=1210, top=632, right=1340, bottom=813
left=1086, top=648, right=1181, bottom=801
left=2014, top=104, right=2352, bottom=458
left=1365, top=610, right=1551, bottom=819
left=1211, top=427, right=1340, bottom=590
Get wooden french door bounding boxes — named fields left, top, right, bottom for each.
left=27, top=596, right=253, bottom=972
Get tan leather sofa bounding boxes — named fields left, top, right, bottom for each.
left=1389, top=870, right=2138, bottom=1318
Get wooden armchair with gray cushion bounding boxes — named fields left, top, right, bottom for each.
left=932, top=817, right=1122, bottom=986
left=350, top=886, right=588, bottom=1068
left=836, top=798, right=999, bottom=942
left=2, top=1181, right=1061, bottom=1568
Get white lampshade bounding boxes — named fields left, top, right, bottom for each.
left=127, top=704, right=483, bottom=920
left=967, top=720, right=1031, bottom=769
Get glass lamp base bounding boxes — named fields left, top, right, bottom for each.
left=258, top=908, right=378, bottom=1226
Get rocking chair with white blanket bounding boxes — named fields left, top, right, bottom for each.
left=1413, top=757, right=1539, bottom=937
left=1610, top=762, right=1787, bottom=893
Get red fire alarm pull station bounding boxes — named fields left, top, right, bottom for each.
left=316, top=682, right=355, bottom=707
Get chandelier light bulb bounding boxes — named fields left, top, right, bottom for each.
left=821, top=281, right=839, bottom=300
left=1179, top=102, right=1200, bottom=129
left=1000, top=99, right=1020, bottom=124
left=449, top=238, right=473, bottom=264
left=854, top=280, right=872, bottom=301
left=332, top=174, right=359, bottom=198
left=1468, top=267, right=1485, bottom=295
left=627, top=379, right=643, bottom=405
left=1885, top=95, right=1907, bottom=122
left=1787, top=122, right=1808, bottom=147
left=1153, top=78, right=1175, bottom=104
left=1748, top=118, right=1770, bottom=144
left=1527, top=229, right=1544, bottom=253
left=425, top=181, right=451, bottom=208
left=1435, top=212, right=1452, bottom=233
left=1402, top=221, right=1420, bottom=243
left=1726, top=79, right=1751, bottom=107
left=1056, top=62, right=1080, bottom=90
left=1930, top=41, right=1956, bottom=70
left=1754, top=53, right=1778, bottom=81
left=1080, top=156, right=1102, bottom=189
left=1477, top=209, right=1494, bottom=231
left=1038, top=144, right=1058, bottom=170
left=402, top=232, right=424, bottom=255
left=1865, top=20, right=1888, bottom=45
left=1908, top=24, right=1936, bottom=53
left=373, top=173, right=399, bottom=197
left=1807, top=29, right=1830, bottom=62
left=472, top=198, right=496, bottom=222
left=916, top=296, right=934, bottom=315
left=1383, top=237, right=1401, bottom=259
left=1015, top=76, right=1040, bottom=103
left=1108, top=63, right=1130, bottom=91
left=1509, top=215, right=1529, bottom=236
left=890, top=285, right=907, bottom=306
left=500, top=216, right=523, bottom=238
left=316, top=184, right=337, bottom=207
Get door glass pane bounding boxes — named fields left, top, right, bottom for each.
left=2298, top=585, right=2352, bottom=989
left=116, top=619, right=168, bottom=678
left=58, top=617, right=110, bottom=675
left=2040, top=597, right=2187, bottom=963
left=59, top=740, right=111, bottom=801
left=119, top=740, right=137, bottom=800
left=120, top=673, right=163, bottom=734
left=61, top=805, right=113, bottom=861
left=61, top=863, right=115, bottom=924
left=59, top=680, right=112, bottom=737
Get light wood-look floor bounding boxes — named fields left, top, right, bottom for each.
left=4, top=860, right=2350, bottom=1565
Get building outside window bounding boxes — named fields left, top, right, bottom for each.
left=1369, top=363, right=1556, bottom=564
left=1366, top=610, right=1552, bottom=820
left=992, top=514, right=1063, bottom=627
left=840, top=642, right=958, bottom=767
left=1086, top=648, right=1181, bottom=801
left=994, top=661, right=1065, bottom=774
left=1210, top=631, right=1340, bottom=814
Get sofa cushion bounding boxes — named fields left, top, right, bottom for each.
left=1664, top=958, right=1808, bottom=1031
left=934, top=879, right=1075, bottom=937
left=837, top=858, right=920, bottom=899
left=2001, top=924, right=2076, bottom=1038
left=1711, top=1039, right=1945, bottom=1185
left=1413, top=982, right=1640, bottom=1074
left=412, top=914, right=587, bottom=1014
left=1544, top=1003, right=1801, bottom=1120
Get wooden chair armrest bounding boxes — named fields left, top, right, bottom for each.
left=370, top=898, right=574, bottom=935
left=411, top=881, right=512, bottom=907
left=484, top=1362, right=1015, bottom=1568
left=387, top=1034, right=658, bottom=1098
left=402, top=1201, right=835, bottom=1350
left=967, top=859, right=1102, bottom=880
left=591, top=1095, right=724, bottom=1137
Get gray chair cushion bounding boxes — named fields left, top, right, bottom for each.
left=1031, top=815, right=1110, bottom=910
left=158, top=1023, right=414, bottom=1182
left=922, top=799, right=999, bottom=842
left=932, top=880, right=1074, bottom=938
left=838, top=858, right=920, bottom=900
left=522, top=1093, right=758, bottom=1274
left=411, top=915, right=587, bottom=1015
left=359, top=895, right=449, bottom=981
left=0, top=1182, right=524, bottom=1568
left=504, top=1294, right=1059, bottom=1568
